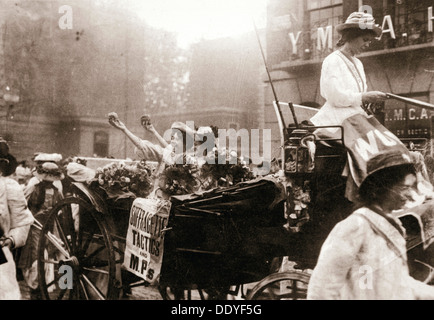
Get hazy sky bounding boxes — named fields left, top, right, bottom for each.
left=128, top=0, right=267, bottom=48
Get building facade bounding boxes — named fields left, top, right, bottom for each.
left=265, top=0, right=434, bottom=156
left=0, top=0, right=151, bottom=161
left=0, top=0, right=266, bottom=164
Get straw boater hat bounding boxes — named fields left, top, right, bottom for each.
left=33, top=153, right=62, bottom=163
left=336, top=12, right=382, bottom=37
left=34, top=162, right=65, bottom=182
left=33, top=153, right=64, bottom=182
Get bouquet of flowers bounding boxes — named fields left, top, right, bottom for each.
left=94, top=160, right=153, bottom=199
left=159, top=161, right=200, bottom=196
left=200, top=148, right=255, bottom=188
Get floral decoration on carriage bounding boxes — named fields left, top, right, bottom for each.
left=93, top=160, right=154, bottom=199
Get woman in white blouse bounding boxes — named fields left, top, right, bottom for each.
left=310, top=12, right=387, bottom=127
left=0, top=138, right=34, bottom=299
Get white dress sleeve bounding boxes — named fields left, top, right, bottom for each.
left=134, top=139, right=164, bottom=162
left=5, top=178, right=34, bottom=248
left=320, top=53, right=364, bottom=108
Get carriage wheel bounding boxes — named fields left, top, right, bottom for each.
left=37, top=197, right=119, bottom=300
left=246, top=271, right=310, bottom=300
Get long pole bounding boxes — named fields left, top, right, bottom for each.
left=124, top=21, right=129, bottom=159
left=386, top=93, right=434, bottom=111
left=252, top=21, right=299, bottom=128
left=253, top=21, right=279, bottom=105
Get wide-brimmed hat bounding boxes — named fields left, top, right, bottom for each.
left=336, top=12, right=382, bottom=37
left=0, top=138, right=18, bottom=176
left=361, top=149, right=414, bottom=186
left=34, top=162, right=65, bottom=182
left=170, top=122, right=196, bottom=137
left=196, top=126, right=213, bottom=136
left=66, top=162, right=95, bottom=183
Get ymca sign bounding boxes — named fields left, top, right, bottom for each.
left=287, top=6, right=434, bottom=55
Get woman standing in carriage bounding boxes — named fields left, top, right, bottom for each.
left=309, top=11, right=431, bottom=202
left=309, top=11, right=388, bottom=128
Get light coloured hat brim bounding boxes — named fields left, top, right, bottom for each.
left=34, top=171, right=65, bottom=182
left=171, top=122, right=196, bottom=136
left=336, top=23, right=382, bottom=37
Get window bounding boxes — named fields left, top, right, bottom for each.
left=94, top=131, right=109, bottom=157
left=308, top=0, right=343, bottom=59
left=391, top=0, right=433, bottom=46
left=307, top=0, right=342, bottom=11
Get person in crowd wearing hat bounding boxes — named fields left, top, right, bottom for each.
left=307, top=149, right=434, bottom=300
left=0, top=138, right=34, bottom=299
left=310, top=11, right=387, bottom=127
left=18, top=154, right=65, bottom=299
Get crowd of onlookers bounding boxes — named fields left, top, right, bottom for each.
left=1, top=147, right=94, bottom=300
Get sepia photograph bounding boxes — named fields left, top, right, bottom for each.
left=0, top=0, right=433, bottom=306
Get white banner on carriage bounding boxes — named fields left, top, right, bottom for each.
left=123, top=197, right=171, bottom=285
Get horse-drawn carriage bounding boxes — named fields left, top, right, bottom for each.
left=35, top=101, right=434, bottom=300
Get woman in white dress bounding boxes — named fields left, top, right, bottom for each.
left=310, top=12, right=387, bottom=127
left=0, top=138, right=34, bottom=300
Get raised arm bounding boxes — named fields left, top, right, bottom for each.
left=108, top=112, right=164, bottom=162
left=141, top=119, right=169, bottom=148
left=108, top=112, right=143, bottom=150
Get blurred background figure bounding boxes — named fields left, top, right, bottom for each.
left=18, top=153, right=65, bottom=300
left=0, top=137, right=34, bottom=300
left=12, top=161, right=33, bottom=190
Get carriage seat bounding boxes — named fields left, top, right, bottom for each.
left=285, top=125, right=346, bottom=175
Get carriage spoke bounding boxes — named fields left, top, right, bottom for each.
left=78, top=279, right=90, bottom=300
left=83, top=267, right=109, bottom=275
left=45, top=272, right=63, bottom=291
left=61, top=204, right=78, bottom=253
left=56, top=288, right=68, bottom=300
left=41, top=259, right=60, bottom=265
left=77, top=231, right=94, bottom=258
left=53, top=214, right=73, bottom=254
left=43, top=232, right=70, bottom=258
left=82, top=244, right=107, bottom=263
left=81, top=274, right=106, bottom=300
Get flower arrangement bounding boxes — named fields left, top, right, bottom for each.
left=200, top=148, right=255, bottom=188
left=94, top=160, right=153, bottom=199
left=159, top=161, right=200, bottom=196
